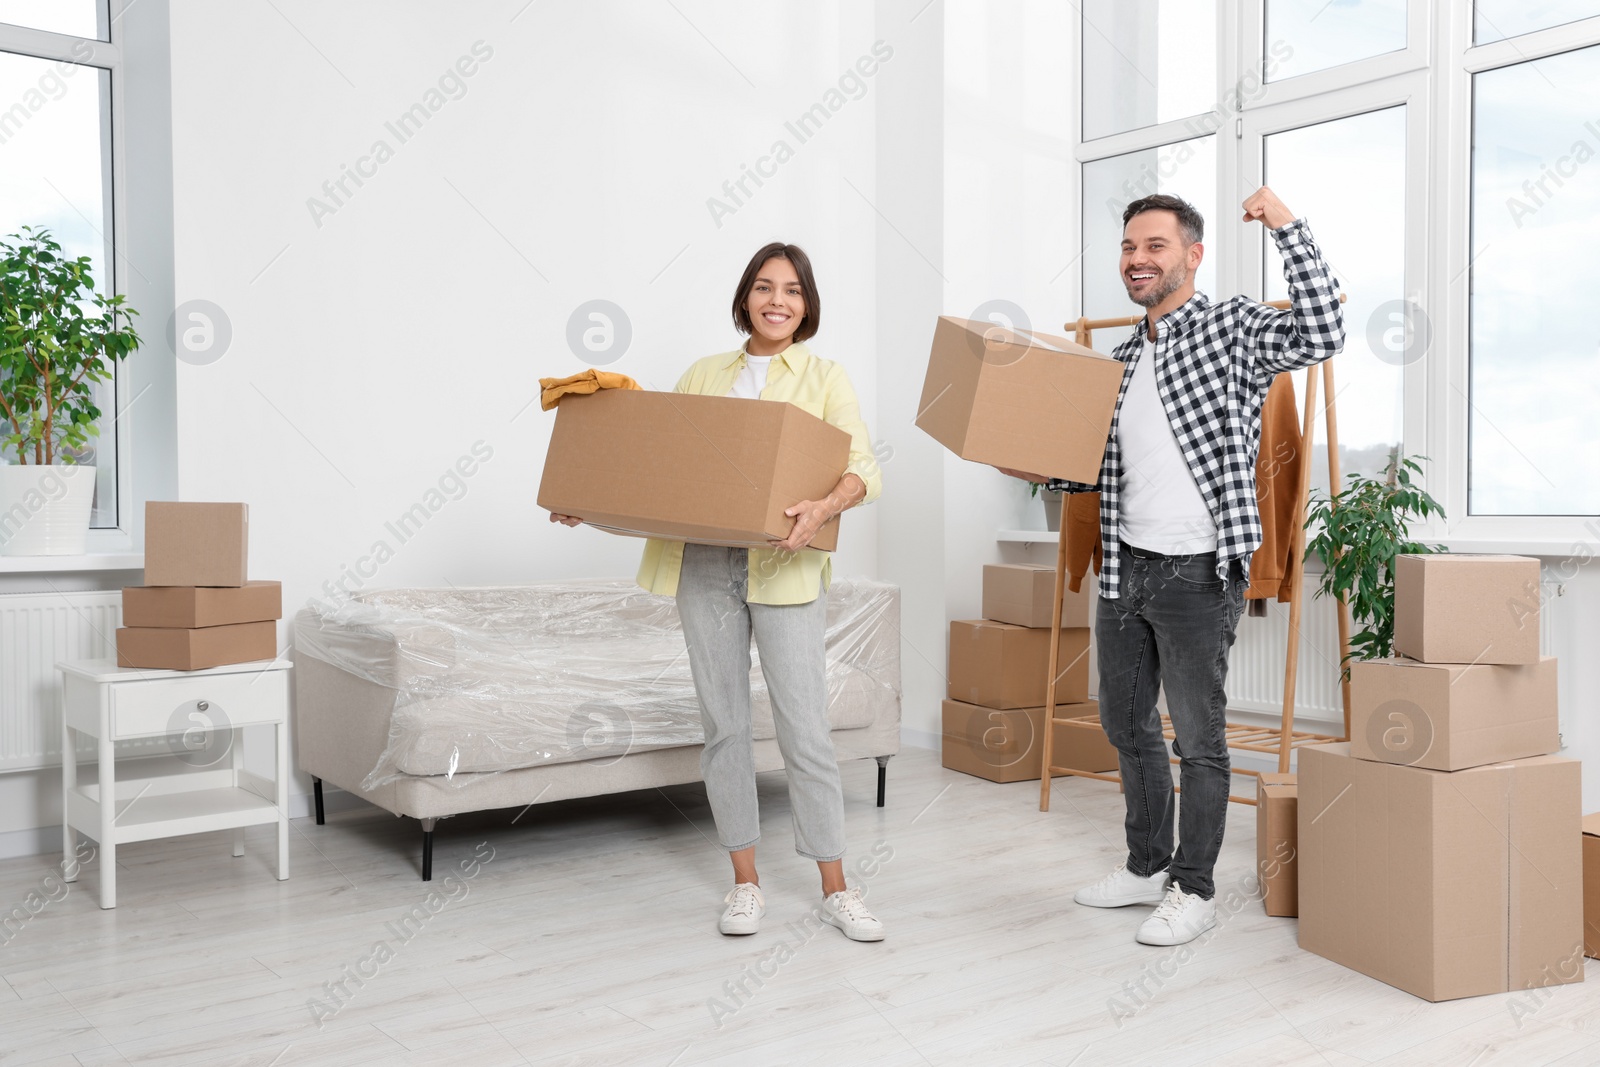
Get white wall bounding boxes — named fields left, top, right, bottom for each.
left=162, top=1, right=887, bottom=795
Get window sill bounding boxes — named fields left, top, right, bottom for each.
left=0, top=553, right=143, bottom=574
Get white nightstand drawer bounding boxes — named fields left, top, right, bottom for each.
left=110, top=670, right=287, bottom=738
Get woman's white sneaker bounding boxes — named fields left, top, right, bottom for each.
left=1074, top=861, right=1171, bottom=908
left=1136, top=884, right=1216, bottom=946
left=719, top=882, right=765, bottom=935
left=820, top=887, right=885, bottom=942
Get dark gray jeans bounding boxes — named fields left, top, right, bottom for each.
left=1096, top=543, right=1245, bottom=900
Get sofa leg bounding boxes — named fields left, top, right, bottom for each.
left=421, top=818, right=435, bottom=882
left=875, top=756, right=890, bottom=808
left=313, top=778, right=325, bottom=825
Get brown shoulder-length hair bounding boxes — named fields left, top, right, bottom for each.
left=731, top=242, right=821, bottom=343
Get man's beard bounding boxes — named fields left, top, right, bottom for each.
left=1126, top=264, right=1188, bottom=309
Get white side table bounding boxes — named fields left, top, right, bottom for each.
left=57, top=657, right=292, bottom=908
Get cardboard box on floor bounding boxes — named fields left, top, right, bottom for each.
left=1298, top=743, right=1585, bottom=1002
left=981, top=563, right=1092, bottom=629
left=122, top=581, right=283, bottom=629
left=537, top=390, right=850, bottom=551
left=915, top=316, right=1123, bottom=484
left=1394, top=553, right=1541, bottom=665
left=940, top=698, right=1119, bottom=784
left=947, top=619, right=1089, bottom=709
left=116, top=621, right=277, bottom=671
left=144, top=502, right=248, bottom=587
left=1349, top=656, right=1558, bottom=771
left=1585, top=815, right=1600, bottom=960
left=1256, top=772, right=1298, bottom=918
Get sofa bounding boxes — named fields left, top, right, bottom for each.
left=292, top=578, right=902, bottom=878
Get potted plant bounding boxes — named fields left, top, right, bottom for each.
left=1029, top=479, right=1064, bottom=532
left=1304, top=454, right=1445, bottom=673
left=0, top=226, right=141, bottom=554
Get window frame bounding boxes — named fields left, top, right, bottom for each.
left=1077, top=0, right=1600, bottom=549
left=0, top=8, right=132, bottom=550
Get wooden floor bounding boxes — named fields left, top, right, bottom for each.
left=1, top=747, right=1595, bottom=1066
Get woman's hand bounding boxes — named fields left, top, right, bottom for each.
left=548, top=513, right=583, bottom=527
left=771, top=499, right=831, bottom=552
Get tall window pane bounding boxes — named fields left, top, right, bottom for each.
left=0, top=1, right=105, bottom=41
left=0, top=49, right=118, bottom=526
left=1081, top=136, right=1216, bottom=335
left=1263, top=107, right=1406, bottom=492
left=1475, top=1, right=1600, bottom=44
left=1081, top=0, right=1216, bottom=141
left=1265, top=0, right=1407, bottom=82
left=1469, top=45, right=1600, bottom=515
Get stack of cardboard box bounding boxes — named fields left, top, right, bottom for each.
left=940, top=564, right=1119, bottom=783
left=1298, top=554, right=1585, bottom=1001
left=117, top=503, right=281, bottom=671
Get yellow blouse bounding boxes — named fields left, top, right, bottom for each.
left=635, top=341, right=881, bottom=605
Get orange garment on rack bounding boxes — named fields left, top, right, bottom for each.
left=1065, top=371, right=1304, bottom=603
left=539, top=369, right=642, bottom=411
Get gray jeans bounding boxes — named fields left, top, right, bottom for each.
left=1097, top=543, right=1246, bottom=900
left=675, top=543, right=846, bottom=862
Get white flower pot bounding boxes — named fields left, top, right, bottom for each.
left=0, top=464, right=97, bottom=555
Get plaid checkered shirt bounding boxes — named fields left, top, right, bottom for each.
left=1049, top=218, right=1345, bottom=600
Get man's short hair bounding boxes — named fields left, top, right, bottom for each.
left=1122, top=194, right=1204, bottom=246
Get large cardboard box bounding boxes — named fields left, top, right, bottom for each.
left=145, top=502, right=248, bottom=587
left=981, top=563, right=1092, bottom=629
left=1394, top=553, right=1541, bottom=665
left=947, top=619, right=1090, bottom=709
left=940, top=698, right=1119, bottom=783
left=1584, top=815, right=1600, bottom=960
left=122, top=581, right=283, bottom=629
left=1298, top=743, right=1584, bottom=1002
left=1349, top=656, right=1558, bottom=771
left=537, top=390, right=850, bottom=551
left=116, top=621, right=277, bottom=671
left=1257, top=772, right=1298, bottom=918
left=915, top=316, right=1123, bottom=484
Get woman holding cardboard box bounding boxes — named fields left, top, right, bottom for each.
left=550, top=242, right=886, bottom=941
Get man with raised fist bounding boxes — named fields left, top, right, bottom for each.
left=1000, top=186, right=1344, bottom=946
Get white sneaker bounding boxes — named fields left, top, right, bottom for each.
left=1074, top=861, right=1171, bottom=908
left=1136, top=884, right=1216, bottom=946
left=719, top=882, right=765, bottom=936
left=820, top=886, right=885, bottom=942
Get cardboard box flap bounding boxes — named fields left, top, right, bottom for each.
left=1582, top=813, right=1600, bottom=839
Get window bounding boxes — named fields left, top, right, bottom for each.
left=1468, top=43, right=1600, bottom=515
left=1265, top=0, right=1408, bottom=81
left=1080, top=0, right=1217, bottom=142
left=0, top=0, right=106, bottom=41
left=1081, top=3, right=1600, bottom=539
left=1264, top=107, right=1406, bottom=489
left=1475, top=0, right=1600, bottom=44
left=0, top=4, right=121, bottom=529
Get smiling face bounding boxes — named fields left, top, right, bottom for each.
left=1120, top=209, right=1204, bottom=312
left=743, top=257, right=806, bottom=354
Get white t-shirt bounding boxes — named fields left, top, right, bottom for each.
left=727, top=354, right=773, bottom=399
left=1117, top=339, right=1218, bottom=554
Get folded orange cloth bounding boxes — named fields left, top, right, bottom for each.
left=539, top=369, right=642, bottom=411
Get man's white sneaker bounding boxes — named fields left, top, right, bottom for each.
left=1073, top=861, right=1171, bottom=908
left=719, top=882, right=765, bottom=936
left=820, top=887, right=885, bottom=942
left=1136, top=884, right=1216, bottom=946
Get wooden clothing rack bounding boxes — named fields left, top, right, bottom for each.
left=1037, top=297, right=1350, bottom=812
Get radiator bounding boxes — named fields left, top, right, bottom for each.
left=1227, top=592, right=1344, bottom=730
left=0, top=590, right=121, bottom=771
